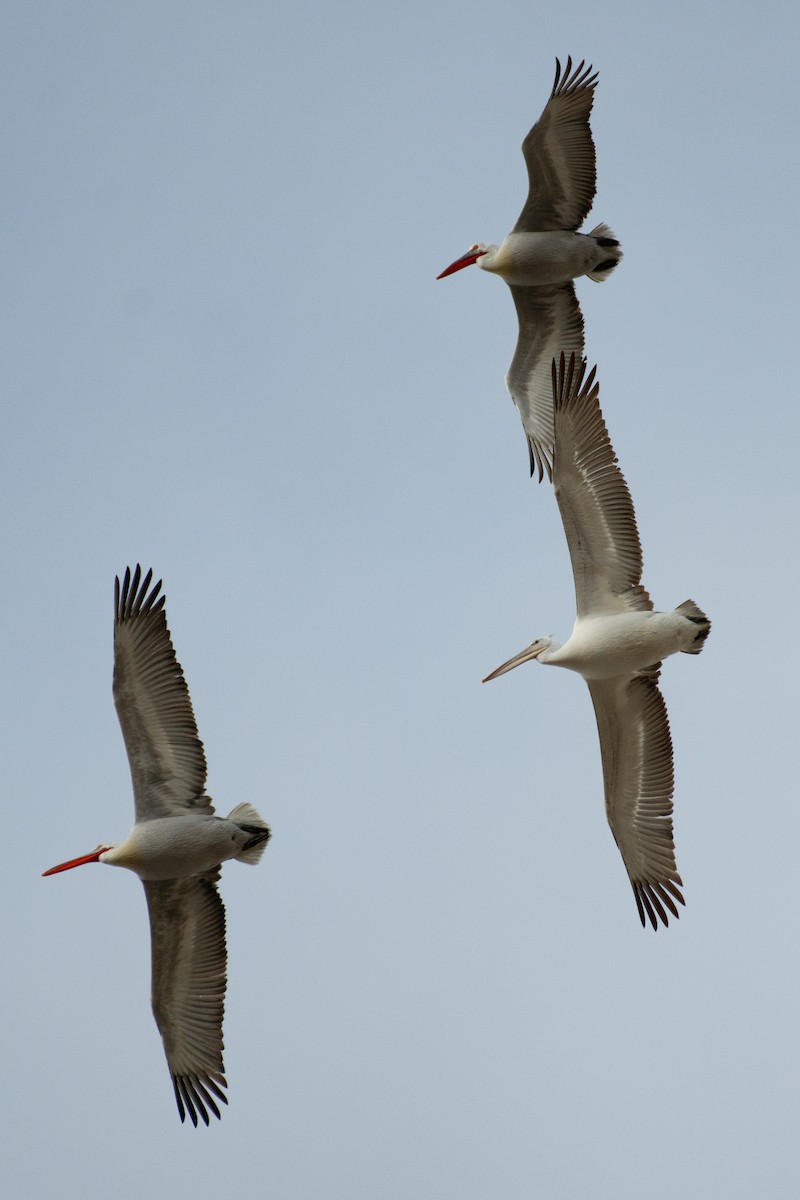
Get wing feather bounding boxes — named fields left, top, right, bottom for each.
left=552, top=354, right=651, bottom=617
left=508, top=284, right=584, bottom=480
left=113, top=565, right=210, bottom=821
left=587, top=673, right=684, bottom=931
left=512, top=56, right=598, bottom=233
left=143, top=874, right=228, bottom=1125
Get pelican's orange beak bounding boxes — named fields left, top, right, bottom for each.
left=42, top=846, right=110, bottom=876
left=436, top=248, right=485, bottom=279
left=482, top=641, right=548, bottom=682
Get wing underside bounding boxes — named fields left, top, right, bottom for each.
left=513, top=56, right=598, bottom=233
left=552, top=355, right=651, bottom=617
left=508, top=284, right=585, bottom=481
left=588, top=672, right=683, bottom=930
left=113, top=566, right=211, bottom=821
left=143, top=873, right=228, bottom=1125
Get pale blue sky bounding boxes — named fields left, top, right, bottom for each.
left=4, top=1, right=800, bottom=1197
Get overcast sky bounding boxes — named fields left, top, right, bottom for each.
left=4, top=1, right=800, bottom=1197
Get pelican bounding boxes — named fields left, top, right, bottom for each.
left=437, top=57, right=622, bottom=481
left=43, top=566, right=271, bottom=1124
left=483, top=355, right=710, bottom=929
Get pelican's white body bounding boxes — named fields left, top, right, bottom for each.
left=478, top=231, right=614, bottom=287
left=436, top=58, right=623, bottom=480
left=482, top=357, right=710, bottom=930
left=43, top=567, right=271, bottom=1125
left=544, top=610, right=703, bottom=680
left=101, top=813, right=257, bottom=879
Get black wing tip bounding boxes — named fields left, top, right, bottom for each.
left=552, top=352, right=598, bottom=414
left=173, top=1071, right=229, bottom=1127
left=552, top=56, right=598, bottom=99
left=527, top=434, right=553, bottom=483
left=115, top=564, right=165, bottom=624
left=632, top=878, right=685, bottom=931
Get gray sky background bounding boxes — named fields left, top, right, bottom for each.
left=4, top=1, right=799, bottom=1196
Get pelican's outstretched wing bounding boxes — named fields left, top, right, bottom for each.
left=507, top=283, right=584, bottom=480
left=113, top=565, right=211, bottom=821
left=512, top=57, right=598, bottom=233
left=144, top=874, right=228, bottom=1125
left=587, top=672, right=684, bottom=930
left=552, top=354, right=651, bottom=618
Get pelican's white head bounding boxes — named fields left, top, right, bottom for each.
left=436, top=243, right=497, bottom=279
left=42, top=843, right=116, bottom=875
left=482, top=637, right=554, bottom=682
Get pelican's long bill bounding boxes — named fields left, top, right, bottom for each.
left=436, top=247, right=485, bottom=279
left=42, top=846, right=109, bottom=875
left=483, top=639, right=549, bottom=682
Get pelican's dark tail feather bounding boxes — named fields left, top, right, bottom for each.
left=587, top=223, right=623, bottom=281
left=228, top=801, right=272, bottom=864
left=677, top=599, right=711, bottom=654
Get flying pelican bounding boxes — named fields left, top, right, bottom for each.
left=43, top=566, right=271, bottom=1125
left=437, top=57, right=622, bottom=481
left=483, top=355, right=710, bottom=929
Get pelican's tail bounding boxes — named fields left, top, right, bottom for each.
left=587, top=223, right=623, bottom=281
left=676, top=600, right=711, bottom=654
left=228, top=801, right=272, bottom=864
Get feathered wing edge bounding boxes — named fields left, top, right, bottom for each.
left=507, top=286, right=585, bottom=481
left=588, top=671, right=685, bottom=931
left=144, top=874, right=229, bottom=1125
left=113, top=565, right=212, bottom=821
left=552, top=353, right=652, bottom=617
left=514, top=56, right=599, bottom=234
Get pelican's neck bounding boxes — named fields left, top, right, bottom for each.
left=99, top=838, right=138, bottom=870
left=537, top=637, right=563, bottom=664
left=476, top=243, right=502, bottom=273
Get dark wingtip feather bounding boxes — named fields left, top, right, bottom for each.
left=172, top=1072, right=228, bottom=1128
left=551, top=56, right=598, bottom=100
left=632, top=878, right=686, bottom=931
left=115, top=564, right=165, bottom=625
left=552, top=351, right=596, bottom=417
left=527, top=435, right=551, bottom=482
left=172, top=1073, right=190, bottom=1125
left=632, top=883, right=647, bottom=928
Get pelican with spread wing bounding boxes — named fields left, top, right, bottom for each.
left=484, top=356, right=710, bottom=928
left=438, top=58, right=622, bottom=480
left=43, top=566, right=271, bottom=1123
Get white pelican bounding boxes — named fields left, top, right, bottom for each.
left=483, top=355, right=710, bottom=929
left=437, top=57, right=622, bottom=481
left=43, top=566, right=271, bottom=1124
